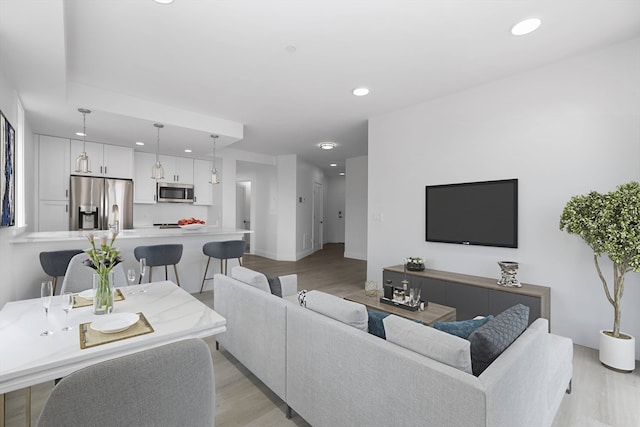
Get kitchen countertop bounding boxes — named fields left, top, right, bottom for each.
left=11, top=227, right=252, bottom=244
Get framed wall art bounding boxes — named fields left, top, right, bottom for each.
left=1, top=110, right=16, bottom=227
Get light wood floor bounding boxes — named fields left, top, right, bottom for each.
left=4, top=243, right=639, bottom=426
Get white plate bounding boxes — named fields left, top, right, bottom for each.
left=179, top=223, right=205, bottom=230
left=90, top=312, right=139, bottom=334
left=78, top=289, right=95, bottom=300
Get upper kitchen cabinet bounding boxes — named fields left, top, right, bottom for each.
left=159, top=155, right=194, bottom=184
left=70, top=140, right=134, bottom=179
left=134, top=152, right=158, bottom=204
left=193, top=159, right=213, bottom=205
left=38, top=135, right=70, bottom=201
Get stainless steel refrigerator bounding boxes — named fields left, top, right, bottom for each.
left=69, top=175, right=133, bottom=231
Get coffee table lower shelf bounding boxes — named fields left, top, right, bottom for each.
left=344, top=291, right=456, bottom=326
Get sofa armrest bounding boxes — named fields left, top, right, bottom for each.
left=280, top=274, right=298, bottom=297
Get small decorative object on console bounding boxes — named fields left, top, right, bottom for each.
left=405, top=257, right=425, bottom=271
left=497, top=261, right=521, bottom=288
left=364, top=280, right=378, bottom=297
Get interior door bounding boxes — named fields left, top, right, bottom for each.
left=313, top=182, right=323, bottom=251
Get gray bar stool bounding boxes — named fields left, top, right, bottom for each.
left=200, top=240, right=246, bottom=293
left=134, top=244, right=183, bottom=286
left=39, top=249, right=84, bottom=295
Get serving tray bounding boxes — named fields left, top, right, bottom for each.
left=379, top=297, right=421, bottom=312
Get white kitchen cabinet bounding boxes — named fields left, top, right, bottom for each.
left=134, top=152, right=158, bottom=204
left=70, top=140, right=134, bottom=179
left=38, top=135, right=70, bottom=201
left=38, top=200, right=69, bottom=232
left=193, top=159, right=213, bottom=205
left=159, top=155, right=194, bottom=184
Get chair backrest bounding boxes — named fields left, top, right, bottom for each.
left=36, top=338, right=215, bottom=427
left=203, top=240, right=246, bottom=259
left=39, top=249, right=84, bottom=278
left=134, top=244, right=183, bottom=267
left=59, top=253, right=127, bottom=294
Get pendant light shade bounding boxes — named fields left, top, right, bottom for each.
left=75, top=108, right=92, bottom=173
left=151, top=123, right=165, bottom=180
left=209, top=134, right=221, bottom=184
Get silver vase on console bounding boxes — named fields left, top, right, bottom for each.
left=497, top=261, right=521, bottom=287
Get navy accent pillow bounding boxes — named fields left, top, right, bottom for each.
left=368, top=309, right=391, bottom=339
left=468, top=304, right=530, bottom=376
left=265, top=274, right=282, bottom=298
left=433, top=316, right=494, bottom=339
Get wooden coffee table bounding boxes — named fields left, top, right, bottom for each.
left=344, top=291, right=456, bottom=326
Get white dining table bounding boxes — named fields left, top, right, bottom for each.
left=0, top=281, right=226, bottom=426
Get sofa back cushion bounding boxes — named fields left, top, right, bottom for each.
left=231, top=266, right=271, bottom=293
left=383, top=315, right=473, bottom=374
left=468, top=304, right=530, bottom=376
left=304, top=290, right=368, bottom=332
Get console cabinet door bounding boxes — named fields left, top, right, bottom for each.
left=489, top=290, right=541, bottom=324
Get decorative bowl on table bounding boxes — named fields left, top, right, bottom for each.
left=179, top=223, right=205, bottom=230
left=178, top=218, right=206, bottom=230
left=405, top=257, right=425, bottom=271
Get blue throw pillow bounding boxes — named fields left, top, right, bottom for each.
left=433, top=316, right=494, bottom=339
left=368, top=309, right=390, bottom=339
left=468, top=304, right=530, bottom=376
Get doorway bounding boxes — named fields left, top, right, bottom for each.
left=313, top=182, right=323, bottom=252
left=236, top=181, right=251, bottom=252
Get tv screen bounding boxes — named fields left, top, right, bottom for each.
left=425, top=179, right=518, bottom=248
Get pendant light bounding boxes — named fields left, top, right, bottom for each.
left=75, top=108, right=92, bottom=173
left=151, top=123, right=165, bottom=180
left=209, top=134, right=221, bottom=184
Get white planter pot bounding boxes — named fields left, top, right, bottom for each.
left=599, top=330, right=636, bottom=372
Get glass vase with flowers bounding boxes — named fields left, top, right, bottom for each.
left=84, top=232, right=121, bottom=314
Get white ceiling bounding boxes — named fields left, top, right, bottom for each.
left=1, top=0, right=639, bottom=176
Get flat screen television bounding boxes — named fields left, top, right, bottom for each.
left=425, top=179, right=518, bottom=248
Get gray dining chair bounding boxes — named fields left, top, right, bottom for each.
left=200, top=240, right=246, bottom=293
left=39, top=249, right=84, bottom=295
left=59, top=253, right=127, bottom=294
left=134, top=244, right=183, bottom=286
left=35, top=338, right=215, bottom=427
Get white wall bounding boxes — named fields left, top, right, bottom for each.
left=324, top=176, right=346, bottom=243
left=345, top=155, right=368, bottom=260
left=277, top=155, right=297, bottom=261
left=368, top=38, right=640, bottom=358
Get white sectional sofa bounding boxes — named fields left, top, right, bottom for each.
left=213, top=268, right=573, bottom=427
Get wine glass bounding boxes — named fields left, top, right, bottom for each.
left=126, top=268, right=137, bottom=294
left=40, top=281, right=54, bottom=336
left=60, top=291, right=73, bottom=331
left=410, top=288, right=422, bottom=307
left=139, top=258, right=148, bottom=293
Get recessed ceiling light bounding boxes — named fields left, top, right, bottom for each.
left=339, top=172, right=345, bottom=176
left=285, top=45, right=297, bottom=54
left=153, top=0, right=174, bottom=4
left=75, top=132, right=86, bottom=137
left=184, top=149, right=192, bottom=153
left=330, top=163, right=338, bottom=167
left=352, top=87, right=370, bottom=96
left=135, top=142, right=145, bottom=146
left=319, top=142, right=336, bottom=150
left=511, top=18, right=541, bottom=36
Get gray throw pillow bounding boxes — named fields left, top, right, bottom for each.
left=468, top=304, right=530, bottom=376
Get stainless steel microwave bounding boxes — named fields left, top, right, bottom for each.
left=156, top=182, right=195, bottom=203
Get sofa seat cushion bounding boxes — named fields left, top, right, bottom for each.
left=433, top=316, right=494, bottom=339
left=383, top=315, right=473, bottom=374
left=304, top=291, right=368, bottom=332
left=468, top=304, right=530, bottom=376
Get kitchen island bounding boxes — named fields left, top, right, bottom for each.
left=8, top=227, right=251, bottom=300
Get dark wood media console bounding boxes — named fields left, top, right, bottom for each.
left=383, top=265, right=550, bottom=327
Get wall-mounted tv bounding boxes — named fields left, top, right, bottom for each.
left=425, top=179, right=518, bottom=248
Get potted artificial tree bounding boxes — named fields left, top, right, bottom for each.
left=560, top=181, right=640, bottom=371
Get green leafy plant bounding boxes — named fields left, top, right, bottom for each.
left=559, top=181, right=640, bottom=338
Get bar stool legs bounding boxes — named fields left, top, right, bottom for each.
left=199, top=256, right=243, bottom=293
